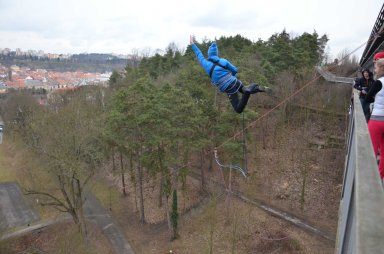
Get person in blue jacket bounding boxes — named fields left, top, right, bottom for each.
left=190, top=36, right=270, bottom=113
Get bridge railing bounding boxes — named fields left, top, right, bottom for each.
left=316, top=66, right=354, bottom=84
left=335, top=90, right=384, bottom=253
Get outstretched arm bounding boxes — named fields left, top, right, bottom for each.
left=190, top=35, right=212, bottom=76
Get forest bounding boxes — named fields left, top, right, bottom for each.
left=0, top=30, right=357, bottom=253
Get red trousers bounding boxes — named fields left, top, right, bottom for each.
left=368, top=119, right=384, bottom=179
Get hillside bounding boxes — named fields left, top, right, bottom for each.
left=0, top=53, right=128, bottom=73
left=0, top=33, right=353, bottom=253
left=93, top=78, right=349, bottom=253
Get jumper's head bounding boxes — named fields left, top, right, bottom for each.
left=208, top=42, right=218, bottom=57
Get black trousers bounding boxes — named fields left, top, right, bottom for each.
left=225, top=80, right=250, bottom=113
left=359, top=97, right=371, bottom=122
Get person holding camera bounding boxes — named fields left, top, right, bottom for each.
left=354, top=68, right=374, bottom=122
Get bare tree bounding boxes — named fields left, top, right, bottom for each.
left=130, top=48, right=141, bottom=68
left=334, top=49, right=359, bottom=76
left=23, top=91, right=104, bottom=239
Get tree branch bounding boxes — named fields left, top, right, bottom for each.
left=24, top=189, right=70, bottom=211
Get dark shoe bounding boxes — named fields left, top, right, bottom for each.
left=243, top=83, right=259, bottom=94
left=258, top=85, right=272, bottom=94
left=243, top=83, right=272, bottom=94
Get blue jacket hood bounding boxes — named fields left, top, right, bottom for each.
left=208, top=42, right=218, bottom=58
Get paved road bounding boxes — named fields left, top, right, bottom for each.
left=84, top=192, right=135, bottom=254
left=0, top=182, right=40, bottom=230
left=0, top=182, right=134, bottom=254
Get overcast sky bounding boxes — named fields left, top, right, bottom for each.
left=0, top=0, right=382, bottom=60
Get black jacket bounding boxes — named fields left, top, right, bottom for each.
left=354, top=69, right=374, bottom=98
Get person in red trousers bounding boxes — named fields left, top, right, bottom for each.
left=366, top=51, right=384, bottom=181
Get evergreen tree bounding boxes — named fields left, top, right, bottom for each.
left=170, top=189, right=178, bottom=240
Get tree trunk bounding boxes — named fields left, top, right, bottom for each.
left=200, top=148, right=206, bottom=192
left=208, top=146, right=213, bottom=172
left=120, top=151, right=127, bottom=196
left=76, top=178, right=87, bottom=240
left=300, top=166, right=307, bottom=210
left=159, top=172, right=164, bottom=207
left=129, top=153, right=138, bottom=212
left=262, top=118, right=267, bottom=149
left=171, top=166, right=178, bottom=194
left=165, top=195, right=171, bottom=230
left=225, top=166, right=232, bottom=223
left=158, top=144, right=164, bottom=208
left=112, top=147, right=116, bottom=171
left=58, top=174, right=80, bottom=226
left=170, top=189, right=178, bottom=240
left=137, top=147, right=145, bottom=224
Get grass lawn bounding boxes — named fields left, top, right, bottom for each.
left=0, top=141, right=19, bottom=181
left=0, top=139, right=61, bottom=220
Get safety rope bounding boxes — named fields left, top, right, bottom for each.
left=242, top=111, right=247, bottom=172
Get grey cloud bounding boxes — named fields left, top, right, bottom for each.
left=188, top=6, right=264, bottom=34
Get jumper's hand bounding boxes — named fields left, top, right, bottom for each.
left=190, top=35, right=195, bottom=45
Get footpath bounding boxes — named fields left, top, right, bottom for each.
left=1, top=186, right=135, bottom=254
left=84, top=192, right=135, bottom=254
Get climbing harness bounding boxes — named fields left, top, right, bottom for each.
left=208, top=59, right=228, bottom=78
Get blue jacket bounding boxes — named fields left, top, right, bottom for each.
left=191, top=42, right=238, bottom=93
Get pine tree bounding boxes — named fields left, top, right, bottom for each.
left=170, top=189, right=178, bottom=240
